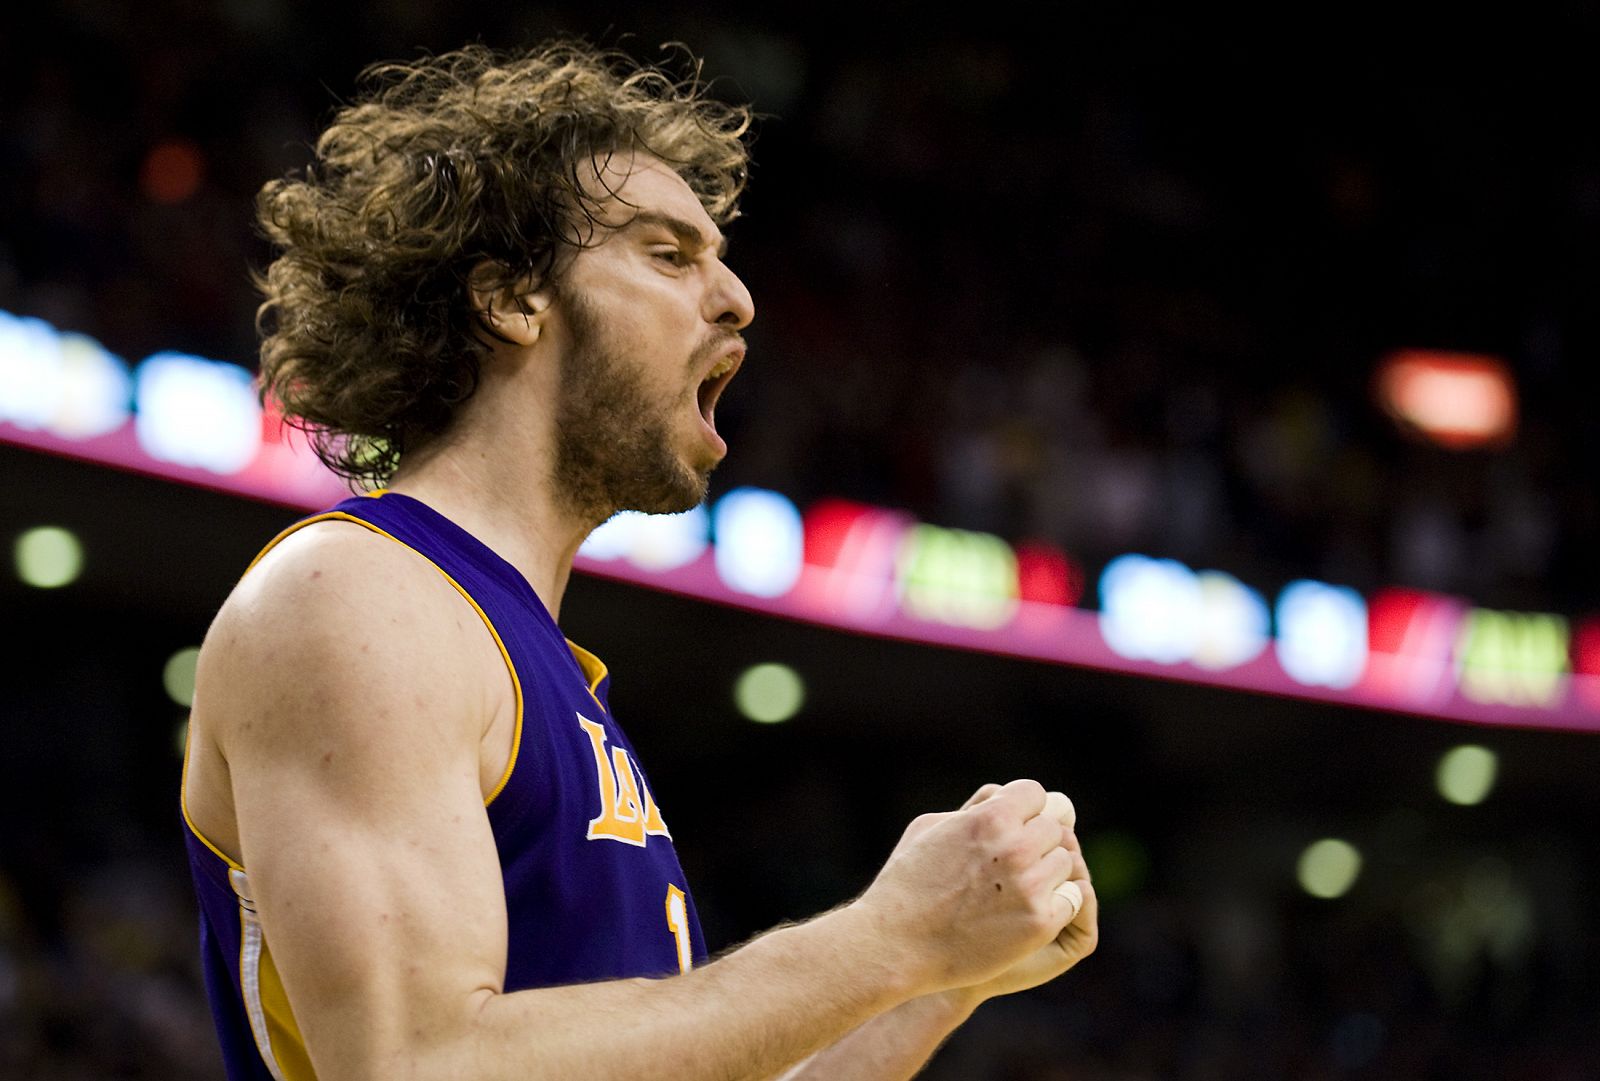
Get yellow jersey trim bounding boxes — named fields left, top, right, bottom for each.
left=373, top=487, right=609, bottom=717
left=231, top=868, right=314, bottom=1081
left=181, top=710, right=244, bottom=872
left=180, top=505, right=529, bottom=872
left=253, top=510, right=528, bottom=808
left=565, top=640, right=611, bottom=714
left=256, top=935, right=317, bottom=1080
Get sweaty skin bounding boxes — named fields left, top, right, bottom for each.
left=184, top=154, right=1098, bottom=1081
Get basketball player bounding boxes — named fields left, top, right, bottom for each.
left=180, top=42, right=1097, bottom=1081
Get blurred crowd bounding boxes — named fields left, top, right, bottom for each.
left=5, top=2, right=1600, bottom=1077
left=4, top=3, right=1598, bottom=613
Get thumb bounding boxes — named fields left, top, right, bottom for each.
left=1052, top=880, right=1084, bottom=924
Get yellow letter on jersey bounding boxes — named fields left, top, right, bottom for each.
left=577, top=714, right=671, bottom=846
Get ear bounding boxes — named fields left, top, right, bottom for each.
left=470, top=262, right=553, bottom=348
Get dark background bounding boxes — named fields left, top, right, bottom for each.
left=3, top=3, right=1599, bottom=1078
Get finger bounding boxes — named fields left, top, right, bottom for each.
left=991, top=778, right=1048, bottom=819
left=1019, top=810, right=1066, bottom=860
left=961, top=783, right=1004, bottom=810
left=1061, top=832, right=1090, bottom=883
left=1027, top=842, right=1073, bottom=899
left=1041, top=790, right=1076, bottom=831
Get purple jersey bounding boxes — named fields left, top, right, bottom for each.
left=182, top=490, right=706, bottom=1081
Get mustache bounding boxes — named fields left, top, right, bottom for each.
left=689, top=329, right=746, bottom=368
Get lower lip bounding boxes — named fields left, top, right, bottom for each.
left=697, top=408, right=727, bottom=457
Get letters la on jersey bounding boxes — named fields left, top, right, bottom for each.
left=577, top=713, right=672, bottom=846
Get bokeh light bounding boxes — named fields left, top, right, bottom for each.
left=164, top=646, right=202, bottom=707
left=14, top=525, right=83, bottom=588
left=733, top=663, right=805, bottom=724
left=1298, top=838, right=1363, bottom=899
left=140, top=138, right=206, bottom=204
left=1436, top=744, right=1498, bottom=806
left=1078, top=830, right=1150, bottom=904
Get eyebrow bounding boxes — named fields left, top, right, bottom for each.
left=624, top=210, right=729, bottom=259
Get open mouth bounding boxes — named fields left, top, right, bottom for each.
left=696, top=350, right=743, bottom=428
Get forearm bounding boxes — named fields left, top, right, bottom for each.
left=420, top=904, right=919, bottom=1081
left=770, top=989, right=982, bottom=1081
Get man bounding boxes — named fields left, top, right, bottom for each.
left=181, top=41, right=1097, bottom=1081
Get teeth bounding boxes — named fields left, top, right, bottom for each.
left=705, top=355, right=736, bottom=381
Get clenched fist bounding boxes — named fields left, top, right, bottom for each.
left=850, top=779, right=1096, bottom=998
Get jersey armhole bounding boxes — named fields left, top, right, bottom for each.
left=201, top=512, right=527, bottom=819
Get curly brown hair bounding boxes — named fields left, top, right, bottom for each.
left=254, top=40, right=752, bottom=486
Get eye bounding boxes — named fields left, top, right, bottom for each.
left=652, top=247, right=690, bottom=268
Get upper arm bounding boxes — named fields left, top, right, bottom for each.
left=196, top=525, right=510, bottom=1080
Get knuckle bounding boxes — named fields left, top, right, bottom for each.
left=970, top=801, right=1008, bottom=837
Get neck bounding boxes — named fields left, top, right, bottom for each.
left=384, top=400, right=601, bottom=625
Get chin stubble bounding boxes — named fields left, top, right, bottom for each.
left=550, top=300, right=711, bottom=524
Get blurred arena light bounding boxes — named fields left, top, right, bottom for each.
left=1192, top=571, right=1270, bottom=670
left=733, top=662, right=805, bottom=724
left=1098, top=557, right=1268, bottom=670
left=1099, top=555, right=1202, bottom=664
left=1014, top=540, right=1085, bottom=610
left=1375, top=349, right=1517, bottom=450
left=139, top=138, right=206, bottom=204
left=1298, top=838, right=1363, bottom=899
left=1455, top=608, right=1568, bottom=709
left=134, top=352, right=262, bottom=474
left=1077, top=830, right=1149, bottom=904
left=579, top=505, right=710, bottom=571
left=1363, top=588, right=1471, bottom=707
left=0, top=311, right=131, bottom=437
left=798, top=499, right=917, bottom=622
left=1435, top=744, right=1497, bottom=806
left=711, top=487, right=804, bottom=597
left=1275, top=580, right=1369, bottom=688
left=164, top=646, right=202, bottom=707
left=14, top=525, right=84, bottom=588
left=1574, top=617, right=1600, bottom=708
left=895, top=523, right=1019, bottom=631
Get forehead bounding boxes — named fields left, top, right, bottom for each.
left=584, top=152, right=721, bottom=242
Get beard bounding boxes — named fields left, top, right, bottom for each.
left=550, top=291, right=714, bottom=525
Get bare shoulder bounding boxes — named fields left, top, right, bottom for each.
left=202, top=518, right=479, bottom=693
left=191, top=518, right=502, bottom=813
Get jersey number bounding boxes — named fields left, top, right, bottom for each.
left=665, top=884, right=693, bottom=974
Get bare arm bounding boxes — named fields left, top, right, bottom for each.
left=199, top=526, right=1086, bottom=1081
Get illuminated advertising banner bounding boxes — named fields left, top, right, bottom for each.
left=0, top=311, right=348, bottom=506
left=3, top=308, right=1598, bottom=732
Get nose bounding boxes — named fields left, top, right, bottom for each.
left=707, top=259, right=755, bottom=331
